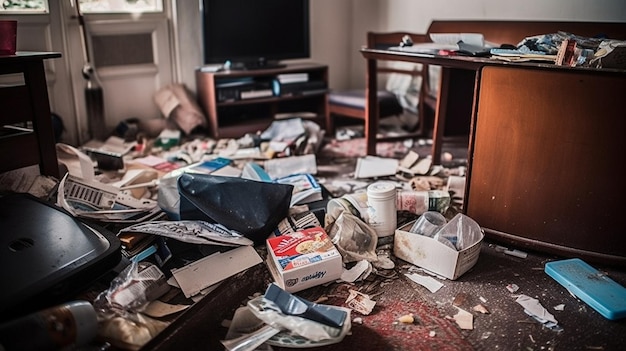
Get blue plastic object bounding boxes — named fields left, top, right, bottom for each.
left=544, top=258, right=626, bottom=320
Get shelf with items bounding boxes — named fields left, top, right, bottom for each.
left=196, top=63, right=329, bottom=139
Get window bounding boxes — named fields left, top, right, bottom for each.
left=78, top=0, right=163, bottom=13
left=0, top=0, right=48, bottom=13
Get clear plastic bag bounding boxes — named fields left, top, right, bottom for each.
left=326, top=211, right=378, bottom=263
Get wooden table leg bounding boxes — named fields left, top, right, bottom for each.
left=365, top=57, right=378, bottom=156
left=430, top=67, right=450, bottom=165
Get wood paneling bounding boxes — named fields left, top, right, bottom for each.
left=467, top=66, right=626, bottom=265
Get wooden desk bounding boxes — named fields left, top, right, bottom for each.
left=361, top=47, right=492, bottom=163
left=362, top=47, right=626, bottom=265
left=0, top=52, right=61, bottom=178
left=467, top=65, right=626, bottom=266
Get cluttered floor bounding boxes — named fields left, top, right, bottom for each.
left=288, top=133, right=626, bottom=351
left=1, top=119, right=625, bottom=351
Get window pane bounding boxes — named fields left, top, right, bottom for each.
left=0, top=0, right=48, bottom=13
left=79, top=0, right=163, bottom=13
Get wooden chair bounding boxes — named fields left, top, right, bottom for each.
left=326, top=31, right=435, bottom=147
left=0, top=52, right=61, bottom=179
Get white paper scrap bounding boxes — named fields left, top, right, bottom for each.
left=171, top=246, right=262, bottom=298
left=515, top=294, right=558, bottom=324
left=405, top=273, right=444, bottom=293
left=341, top=260, right=371, bottom=283
left=453, top=307, right=474, bottom=330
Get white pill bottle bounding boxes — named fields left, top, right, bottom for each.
left=366, top=181, right=397, bottom=237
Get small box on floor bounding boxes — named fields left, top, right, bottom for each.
left=394, top=213, right=484, bottom=280
left=266, top=227, right=342, bottom=293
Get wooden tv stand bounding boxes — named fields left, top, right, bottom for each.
left=195, top=63, right=329, bottom=139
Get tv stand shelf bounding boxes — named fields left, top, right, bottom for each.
left=196, top=63, right=329, bottom=139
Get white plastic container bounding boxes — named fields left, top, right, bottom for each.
left=366, top=181, right=397, bottom=237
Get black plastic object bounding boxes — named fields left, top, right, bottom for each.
left=0, top=193, right=121, bottom=323
left=177, top=173, right=293, bottom=244
left=264, top=283, right=347, bottom=328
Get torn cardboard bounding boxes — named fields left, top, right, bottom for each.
left=154, top=84, right=207, bottom=135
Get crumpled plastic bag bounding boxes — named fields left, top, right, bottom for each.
left=93, top=261, right=170, bottom=351
left=247, top=296, right=351, bottom=343
left=326, top=211, right=378, bottom=263
left=177, top=173, right=293, bottom=244
left=433, top=213, right=483, bottom=251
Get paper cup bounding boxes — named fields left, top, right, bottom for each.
left=0, top=20, right=17, bottom=55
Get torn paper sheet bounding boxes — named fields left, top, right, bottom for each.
left=264, top=154, right=318, bottom=179
left=56, top=143, right=95, bottom=180
left=405, top=273, right=444, bottom=293
left=345, top=289, right=376, bottom=315
left=354, top=156, right=398, bottom=179
left=515, top=294, right=558, bottom=325
left=119, top=220, right=253, bottom=246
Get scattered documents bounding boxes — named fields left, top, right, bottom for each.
left=275, top=173, right=323, bottom=206
left=354, top=156, right=399, bottom=179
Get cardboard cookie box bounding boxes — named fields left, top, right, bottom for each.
left=266, top=227, right=342, bottom=293
left=394, top=213, right=484, bottom=280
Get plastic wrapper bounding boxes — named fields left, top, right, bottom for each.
left=433, top=213, right=483, bottom=251
left=93, top=261, right=171, bottom=350
left=94, top=261, right=169, bottom=314
left=247, top=296, right=351, bottom=343
left=326, top=211, right=378, bottom=263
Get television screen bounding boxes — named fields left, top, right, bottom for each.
left=202, top=0, right=310, bottom=70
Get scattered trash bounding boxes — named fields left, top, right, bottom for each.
left=515, top=294, right=561, bottom=331
left=404, top=273, right=444, bottom=293
left=429, top=330, right=436, bottom=337
left=266, top=227, right=343, bottom=293
left=553, top=304, right=565, bottom=311
left=506, top=284, right=520, bottom=293
left=354, top=155, right=399, bottom=179
left=345, top=290, right=376, bottom=315
left=504, top=249, right=528, bottom=259
left=397, top=314, right=415, bottom=324
left=120, top=220, right=253, bottom=246
left=453, top=293, right=469, bottom=307
left=340, top=260, right=372, bottom=283
left=395, top=213, right=484, bottom=280
left=373, top=249, right=395, bottom=270
left=472, top=304, right=490, bottom=314
left=453, top=307, right=473, bottom=330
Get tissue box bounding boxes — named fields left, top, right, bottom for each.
left=266, top=227, right=342, bottom=293
left=394, top=213, right=484, bottom=280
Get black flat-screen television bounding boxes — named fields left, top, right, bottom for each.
left=202, top=0, right=310, bottom=70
